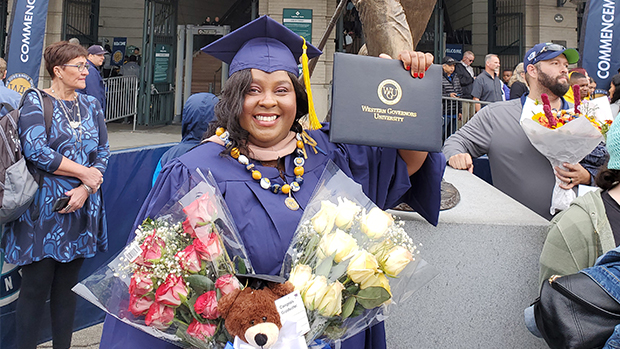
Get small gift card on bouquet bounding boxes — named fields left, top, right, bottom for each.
left=73, top=170, right=252, bottom=349
left=280, top=161, right=438, bottom=345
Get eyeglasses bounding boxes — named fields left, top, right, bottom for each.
left=530, top=43, right=566, bottom=63
left=63, top=63, right=90, bottom=72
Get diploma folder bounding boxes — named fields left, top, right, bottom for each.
left=329, top=52, right=442, bottom=152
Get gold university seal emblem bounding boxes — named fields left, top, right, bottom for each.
left=377, top=79, right=402, bottom=106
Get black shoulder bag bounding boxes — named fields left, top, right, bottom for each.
left=533, top=272, right=620, bottom=349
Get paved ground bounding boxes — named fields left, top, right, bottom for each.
left=105, top=122, right=183, bottom=151
left=38, top=122, right=183, bottom=349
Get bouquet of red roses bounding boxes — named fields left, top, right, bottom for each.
left=73, top=171, right=252, bottom=348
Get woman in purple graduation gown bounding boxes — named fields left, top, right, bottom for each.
left=100, top=15, right=445, bottom=349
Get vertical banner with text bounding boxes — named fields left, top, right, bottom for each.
left=580, top=0, right=620, bottom=90
left=5, top=0, right=50, bottom=93
left=111, top=37, right=127, bottom=66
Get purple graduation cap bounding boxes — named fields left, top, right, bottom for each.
left=201, top=15, right=322, bottom=77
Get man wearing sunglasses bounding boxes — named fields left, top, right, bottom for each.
left=443, top=43, right=608, bottom=220
left=77, top=44, right=108, bottom=114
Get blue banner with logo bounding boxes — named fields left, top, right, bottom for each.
left=580, top=0, right=620, bottom=90
left=5, top=0, right=50, bottom=94
left=111, top=37, right=127, bottom=67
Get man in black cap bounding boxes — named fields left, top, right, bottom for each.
left=441, top=56, right=462, bottom=140
left=77, top=44, right=107, bottom=113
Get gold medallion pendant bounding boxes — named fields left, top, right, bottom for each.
left=285, top=196, right=299, bottom=211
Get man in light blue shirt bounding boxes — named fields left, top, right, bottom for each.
left=0, top=58, right=21, bottom=114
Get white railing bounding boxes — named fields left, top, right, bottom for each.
left=104, top=76, right=139, bottom=130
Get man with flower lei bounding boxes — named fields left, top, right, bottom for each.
left=99, top=15, right=445, bottom=349
left=444, top=43, right=608, bottom=220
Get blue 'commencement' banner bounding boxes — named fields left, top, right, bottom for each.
left=5, top=0, right=50, bottom=94
left=580, top=0, right=620, bottom=90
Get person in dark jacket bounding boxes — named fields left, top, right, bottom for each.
left=441, top=56, right=463, bottom=141
left=454, top=51, right=475, bottom=99
left=152, top=92, right=218, bottom=184
left=77, top=45, right=108, bottom=113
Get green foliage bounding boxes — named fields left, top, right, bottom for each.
left=187, top=293, right=203, bottom=322
left=355, top=287, right=391, bottom=309
left=345, top=284, right=360, bottom=295
left=234, top=256, right=247, bottom=274
left=176, top=303, right=192, bottom=324
left=186, top=274, right=215, bottom=294
left=341, top=297, right=356, bottom=319
left=315, top=253, right=335, bottom=277
left=350, top=302, right=366, bottom=318
left=329, top=260, right=349, bottom=282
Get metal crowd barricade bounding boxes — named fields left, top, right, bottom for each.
left=441, top=96, right=493, bottom=142
left=104, top=76, right=139, bottom=130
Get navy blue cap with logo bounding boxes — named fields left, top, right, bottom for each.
left=523, top=43, right=579, bottom=70
left=201, top=15, right=322, bottom=77
left=87, top=45, right=109, bottom=56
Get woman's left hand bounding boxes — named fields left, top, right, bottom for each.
left=59, top=186, right=89, bottom=214
left=379, top=51, right=434, bottom=78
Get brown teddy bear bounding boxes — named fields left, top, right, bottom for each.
left=218, top=275, right=295, bottom=349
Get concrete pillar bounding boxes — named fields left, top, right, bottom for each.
left=40, top=0, right=64, bottom=88
left=471, top=0, right=488, bottom=68
left=387, top=168, right=549, bottom=347
left=524, top=0, right=578, bottom=51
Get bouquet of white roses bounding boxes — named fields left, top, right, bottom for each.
left=73, top=171, right=252, bottom=348
left=280, top=162, right=438, bottom=344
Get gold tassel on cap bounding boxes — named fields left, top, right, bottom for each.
left=301, top=37, right=322, bottom=131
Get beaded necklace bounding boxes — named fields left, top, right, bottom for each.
left=216, top=127, right=305, bottom=211
left=51, top=88, right=82, bottom=142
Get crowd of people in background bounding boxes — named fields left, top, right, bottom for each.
left=67, top=37, right=141, bottom=79
left=441, top=47, right=620, bottom=141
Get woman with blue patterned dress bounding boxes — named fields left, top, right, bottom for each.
left=0, top=41, right=110, bottom=349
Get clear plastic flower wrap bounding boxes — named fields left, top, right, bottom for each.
left=280, top=162, right=438, bottom=345
left=73, top=170, right=252, bottom=348
left=521, top=96, right=605, bottom=215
